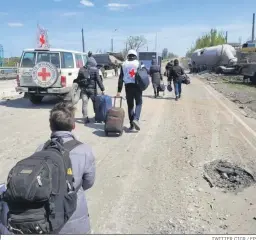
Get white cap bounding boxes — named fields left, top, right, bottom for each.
left=127, top=49, right=138, bottom=57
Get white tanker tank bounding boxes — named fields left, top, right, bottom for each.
left=191, top=44, right=237, bottom=68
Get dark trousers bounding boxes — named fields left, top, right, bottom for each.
left=174, top=81, right=182, bottom=97
left=153, top=83, right=159, bottom=97
left=125, top=83, right=142, bottom=124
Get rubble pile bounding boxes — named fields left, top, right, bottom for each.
left=196, top=72, right=256, bottom=118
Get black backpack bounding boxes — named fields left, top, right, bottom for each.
left=135, top=65, right=150, bottom=91
left=76, top=67, right=91, bottom=88
left=3, top=138, right=82, bottom=234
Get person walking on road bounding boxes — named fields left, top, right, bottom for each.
left=168, top=59, right=185, bottom=101
left=74, top=57, right=105, bottom=124
left=2, top=103, right=95, bottom=235
left=37, top=102, right=96, bottom=234
left=149, top=59, right=163, bottom=98
left=165, top=60, right=173, bottom=77
left=116, top=49, right=142, bottom=131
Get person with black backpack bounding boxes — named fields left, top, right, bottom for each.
left=165, top=60, right=173, bottom=77
left=116, top=49, right=143, bottom=131
left=168, top=59, right=185, bottom=101
left=3, top=102, right=96, bottom=234
left=74, top=57, right=105, bottom=124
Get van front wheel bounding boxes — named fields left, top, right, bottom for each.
left=28, top=94, right=44, bottom=104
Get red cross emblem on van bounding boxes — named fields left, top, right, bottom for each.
left=31, top=62, right=58, bottom=88
left=38, top=68, right=51, bottom=81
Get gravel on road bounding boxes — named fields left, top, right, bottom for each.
left=0, top=75, right=256, bottom=234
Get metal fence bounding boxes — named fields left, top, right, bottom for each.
left=0, top=67, right=17, bottom=80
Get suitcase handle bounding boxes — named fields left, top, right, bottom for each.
left=113, top=96, right=123, bottom=108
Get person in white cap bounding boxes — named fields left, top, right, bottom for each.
left=116, top=49, right=142, bottom=131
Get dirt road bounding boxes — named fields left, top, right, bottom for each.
left=0, top=75, right=256, bottom=234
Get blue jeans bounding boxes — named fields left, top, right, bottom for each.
left=125, top=83, right=142, bottom=123
left=174, top=81, right=182, bottom=97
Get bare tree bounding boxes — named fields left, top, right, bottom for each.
left=125, top=36, right=147, bottom=52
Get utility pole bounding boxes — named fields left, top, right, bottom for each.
left=111, top=29, right=117, bottom=53
left=225, top=31, right=228, bottom=43
left=111, top=38, right=114, bottom=52
left=252, top=13, right=255, bottom=42
left=81, top=28, right=85, bottom=52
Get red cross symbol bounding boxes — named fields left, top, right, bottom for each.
left=129, top=69, right=135, bottom=78
left=38, top=68, right=51, bottom=81
left=39, top=34, right=45, bottom=47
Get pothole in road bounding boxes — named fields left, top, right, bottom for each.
left=204, top=160, right=255, bottom=192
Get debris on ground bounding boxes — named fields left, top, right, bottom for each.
left=196, top=73, right=256, bottom=119
left=204, top=160, right=255, bottom=192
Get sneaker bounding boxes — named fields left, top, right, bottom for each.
left=175, top=96, right=178, bottom=101
left=129, top=123, right=135, bottom=131
left=133, top=120, right=140, bottom=131
left=179, top=94, right=181, bottom=98
left=84, top=117, right=90, bottom=124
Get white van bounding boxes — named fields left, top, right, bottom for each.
left=16, top=48, right=103, bottom=104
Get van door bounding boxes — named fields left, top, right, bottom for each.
left=19, top=51, right=37, bottom=87
left=72, top=53, right=84, bottom=85
left=60, top=52, right=77, bottom=88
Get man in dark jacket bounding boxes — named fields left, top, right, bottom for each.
left=165, top=60, right=173, bottom=77
left=168, top=59, right=185, bottom=101
left=75, top=57, right=105, bottom=124
left=36, top=102, right=95, bottom=234
left=149, top=59, right=163, bottom=98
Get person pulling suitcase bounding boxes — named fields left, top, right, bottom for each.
left=116, top=49, right=143, bottom=131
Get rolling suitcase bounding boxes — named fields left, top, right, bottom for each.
left=104, top=97, right=125, bottom=136
left=95, top=94, right=112, bottom=123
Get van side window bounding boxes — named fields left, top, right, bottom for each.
left=21, top=52, right=36, bottom=68
left=75, top=54, right=83, bottom=68
left=82, top=55, right=87, bottom=66
left=61, top=52, right=74, bottom=68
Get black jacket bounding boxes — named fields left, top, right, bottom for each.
left=165, top=62, right=173, bottom=71
left=75, top=57, right=105, bottom=95
left=149, top=59, right=162, bottom=85
left=168, top=64, right=184, bottom=82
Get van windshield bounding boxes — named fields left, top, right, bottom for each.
left=20, top=51, right=61, bottom=68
